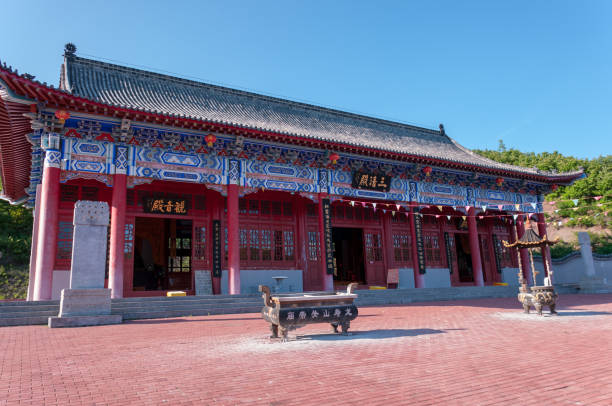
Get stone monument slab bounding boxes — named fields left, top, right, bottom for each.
left=70, top=201, right=109, bottom=289
left=578, top=232, right=609, bottom=293
left=49, top=201, right=122, bottom=328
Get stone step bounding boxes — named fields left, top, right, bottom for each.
left=0, top=300, right=59, bottom=307
left=0, top=305, right=60, bottom=314
left=112, top=302, right=263, bottom=313
left=0, top=316, right=50, bottom=327
left=111, top=297, right=262, bottom=307
left=112, top=294, right=259, bottom=303
left=118, top=306, right=262, bottom=320
left=0, top=310, right=59, bottom=318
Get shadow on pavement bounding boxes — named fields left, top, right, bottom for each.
left=556, top=310, right=612, bottom=317
left=295, top=328, right=446, bottom=341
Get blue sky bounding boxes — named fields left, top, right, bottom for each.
left=1, top=1, right=610, bottom=159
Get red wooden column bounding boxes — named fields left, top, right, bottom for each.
left=227, top=184, right=240, bottom=294
left=537, top=213, right=552, bottom=281
left=409, top=207, right=425, bottom=288
left=33, top=139, right=61, bottom=301
left=27, top=184, right=42, bottom=301
left=515, top=215, right=533, bottom=285
left=295, top=199, right=309, bottom=290
left=317, top=193, right=334, bottom=291
left=467, top=208, right=485, bottom=287
left=381, top=211, right=394, bottom=286
left=108, top=173, right=127, bottom=298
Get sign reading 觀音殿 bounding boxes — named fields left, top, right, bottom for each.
left=144, top=198, right=188, bottom=215
left=351, top=171, right=391, bottom=192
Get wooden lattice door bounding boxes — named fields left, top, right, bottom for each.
left=364, top=229, right=385, bottom=285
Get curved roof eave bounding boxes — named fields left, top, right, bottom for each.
left=0, top=60, right=585, bottom=185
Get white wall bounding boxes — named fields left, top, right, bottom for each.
left=51, top=270, right=70, bottom=300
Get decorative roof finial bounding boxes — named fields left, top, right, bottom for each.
left=64, top=43, right=77, bottom=57
left=439, top=123, right=445, bottom=135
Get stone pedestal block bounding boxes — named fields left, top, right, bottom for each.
left=195, top=270, right=213, bottom=295
left=49, top=288, right=122, bottom=327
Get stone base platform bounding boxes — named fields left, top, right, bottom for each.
left=48, top=288, right=121, bottom=328
left=48, top=314, right=122, bottom=328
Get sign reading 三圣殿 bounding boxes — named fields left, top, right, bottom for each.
left=322, top=198, right=334, bottom=275
left=351, top=171, right=391, bottom=192
left=144, top=198, right=188, bottom=215
left=212, top=220, right=222, bottom=277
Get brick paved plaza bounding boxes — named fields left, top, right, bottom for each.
left=1, top=294, right=611, bottom=406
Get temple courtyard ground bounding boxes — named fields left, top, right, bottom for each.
left=1, top=294, right=611, bottom=405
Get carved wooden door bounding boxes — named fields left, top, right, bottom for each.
left=364, top=229, right=385, bottom=285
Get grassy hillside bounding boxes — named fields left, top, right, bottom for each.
left=0, top=184, right=32, bottom=299
left=474, top=141, right=612, bottom=257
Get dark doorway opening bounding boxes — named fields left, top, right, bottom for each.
left=133, top=217, right=193, bottom=291
left=455, top=233, right=474, bottom=283
left=332, top=227, right=365, bottom=284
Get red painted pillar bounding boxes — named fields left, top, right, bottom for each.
left=537, top=213, right=552, bottom=281
left=381, top=211, right=394, bottom=286
left=467, top=208, right=485, bottom=287
left=295, top=199, right=309, bottom=291
left=27, top=184, right=42, bottom=301
left=227, top=184, right=240, bottom=294
left=409, top=207, right=425, bottom=288
left=108, top=173, right=126, bottom=298
left=33, top=146, right=61, bottom=301
left=515, top=216, right=533, bottom=285
left=317, top=193, right=334, bottom=291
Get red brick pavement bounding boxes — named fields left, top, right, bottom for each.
left=1, top=294, right=611, bottom=406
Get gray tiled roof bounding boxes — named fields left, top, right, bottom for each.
left=61, top=55, right=577, bottom=179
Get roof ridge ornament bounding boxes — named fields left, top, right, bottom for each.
left=64, top=43, right=77, bottom=57
left=439, top=123, right=445, bottom=136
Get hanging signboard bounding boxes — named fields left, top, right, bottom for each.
left=212, top=220, right=222, bottom=277
left=144, top=198, right=188, bottom=215
left=413, top=211, right=426, bottom=274
left=322, top=198, right=335, bottom=275
left=492, top=235, right=503, bottom=274
left=351, top=171, right=391, bottom=192
left=444, top=232, right=454, bottom=274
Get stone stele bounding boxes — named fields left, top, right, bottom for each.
left=49, top=201, right=122, bottom=328
left=577, top=232, right=608, bottom=293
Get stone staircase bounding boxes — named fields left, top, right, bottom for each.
left=0, top=284, right=585, bottom=327
left=111, top=294, right=263, bottom=320
left=0, top=300, right=60, bottom=327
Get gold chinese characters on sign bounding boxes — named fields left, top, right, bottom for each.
left=351, top=171, right=391, bottom=192
left=144, top=198, right=188, bottom=215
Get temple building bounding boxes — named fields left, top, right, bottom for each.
left=0, top=44, right=583, bottom=300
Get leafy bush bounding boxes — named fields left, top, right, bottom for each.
left=590, top=233, right=612, bottom=255
left=0, top=265, right=28, bottom=300
left=550, top=241, right=577, bottom=259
